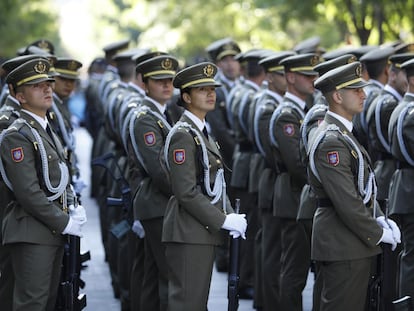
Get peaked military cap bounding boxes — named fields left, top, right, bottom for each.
left=103, top=39, right=130, bottom=57
left=235, top=49, right=273, bottom=63
left=314, top=54, right=357, bottom=76
left=6, top=58, right=55, bottom=87
left=359, top=46, right=395, bottom=63
left=173, top=62, right=221, bottom=89
left=27, top=39, right=55, bottom=55
left=259, top=51, right=296, bottom=74
left=293, top=36, right=325, bottom=54
left=206, top=38, right=241, bottom=62
left=136, top=55, right=179, bottom=80
left=388, top=53, right=414, bottom=69
left=54, top=58, right=82, bottom=79
left=401, top=58, right=414, bottom=77
left=24, top=46, right=58, bottom=75
left=1, top=55, right=46, bottom=75
left=322, top=46, right=356, bottom=61
left=113, top=48, right=149, bottom=62
left=133, top=51, right=167, bottom=67
left=314, top=61, right=368, bottom=94
left=280, top=53, right=320, bottom=75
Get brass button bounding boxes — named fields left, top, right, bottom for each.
left=216, top=159, right=221, bottom=164
left=48, top=155, right=52, bottom=159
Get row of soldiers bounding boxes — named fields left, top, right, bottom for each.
left=0, top=39, right=89, bottom=310
left=85, top=34, right=414, bottom=311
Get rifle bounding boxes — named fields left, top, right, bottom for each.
left=91, top=152, right=132, bottom=239
left=228, top=198, right=241, bottom=311
left=56, top=201, right=90, bottom=310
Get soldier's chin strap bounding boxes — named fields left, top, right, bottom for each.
left=0, top=119, right=69, bottom=201
left=164, top=121, right=225, bottom=205
left=308, top=123, right=377, bottom=207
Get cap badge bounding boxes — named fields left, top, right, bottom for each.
left=37, top=40, right=50, bottom=52
left=310, top=55, right=319, bottom=66
left=68, top=61, right=78, bottom=71
left=34, top=61, right=47, bottom=74
left=203, top=64, right=215, bottom=77
left=355, top=64, right=362, bottom=77
left=348, top=55, right=357, bottom=63
left=161, top=58, right=173, bottom=70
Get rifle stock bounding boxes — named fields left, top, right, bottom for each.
left=228, top=198, right=241, bottom=311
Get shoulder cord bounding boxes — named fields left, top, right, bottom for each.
left=301, top=104, right=328, bottom=154
left=225, top=86, right=239, bottom=128
left=119, top=94, right=141, bottom=141
left=121, top=103, right=138, bottom=150
left=375, top=95, right=394, bottom=153
left=0, top=119, right=69, bottom=201
left=106, top=92, right=122, bottom=132
left=253, top=99, right=276, bottom=157
left=308, top=124, right=376, bottom=207
left=237, top=89, right=254, bottom=135
left=164, top=121, right=225, bottom=205
left=397, top=102, right=414, bottom=166
left=129, top=105, right=171, bottom=174
left=51, top=102, right=75, bottom=151
left=269, top=102, right=305, bottom=148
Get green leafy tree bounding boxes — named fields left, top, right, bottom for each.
left=0, top=0, right=60, bottom=58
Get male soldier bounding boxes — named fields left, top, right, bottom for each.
left=0, top=58, right=86, bottom=310
left=253, top=50, right=294, bottom=310
left=353, top=46, right=394, bottom=153
left=269, top=53, right=319, bottom=310
left=388, top=57, right=414, bottom=306
left=229, top=49, right=266, bottom=299
left=298, top=54, right=357, bottom=311
left=131, top=55, right=179, bottom=310
left=49, top=57, right=85, bottom=194
left=308, top=61, right=400, bottom=311
left=205, top=37, right=241, bottom=272
left=0, top=54, right=47, bottom=311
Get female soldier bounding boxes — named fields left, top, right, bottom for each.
left=162, top=62, right=247, bottom=311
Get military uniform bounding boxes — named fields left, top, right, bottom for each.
left=269, top=53, right=319, bottom=310
left=162, top=63, right=241, bottom=311
left=130, top=55, right=178, bottom=311
left=309, top=62, right=398, bottom=311
left=0, top=54, right=50, bottom=311
left=0, top=58, right=84, bottom=311
left=388, top=58, right=414, bottom=302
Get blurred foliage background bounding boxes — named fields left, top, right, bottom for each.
left=0, top=0, right=413, bottom=65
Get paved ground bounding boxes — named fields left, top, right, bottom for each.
left=75, top=127, right=314, bottom=310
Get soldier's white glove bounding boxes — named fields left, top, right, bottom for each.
left=229, top=230, right=241, bottom=239
left=62, top=217, right=83, bottom=237
left=222, top=213, right=247, bottom=239
left=376, top=216, right=401, bottom=244
left=132, top=220, right=145, bottom=238
left=69, top=204, right=87, bottom=226
left=377, top=227, right=398, bottom=251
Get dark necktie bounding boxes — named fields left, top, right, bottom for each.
left=164, top=109, right=172, bottom=126
left=202, top=126, right=209, bottom=139
left=46, top=124, right=56, bottom=145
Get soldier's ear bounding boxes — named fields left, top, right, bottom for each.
left=183, top=92, right=191, bottom=104
left=15, top=90, right=26, bottom=104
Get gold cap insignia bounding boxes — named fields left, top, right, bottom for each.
left=310, top=55, right=319, bottom=66
left=355, top=64, right=362, bottom=77
left=203, top=64, right=215, bottom=77
left=161, top=58, right=173, bottom=70
left=38, top=40, right=50, bottom=52
left=68, top=61, right=78, bottom=71
left=348, top=55, right=357, bottom=64
left=34, top=61, right=47, bottom=74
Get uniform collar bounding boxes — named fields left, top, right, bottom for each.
left=21, top=109, right=48, bottom=130
left=327, top=110, right=353, bottom=132
left=384, top=84, right=403, bottom=101
left=145, top=96, right=166, bottom=114
left=284, top=92, right=306, bottom=110
left=183, top=110, right=205, bottom=132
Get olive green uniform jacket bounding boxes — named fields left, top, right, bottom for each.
left=309, top=113, right=383, bottom=261
left=162, top=114, right=233, bottom=245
